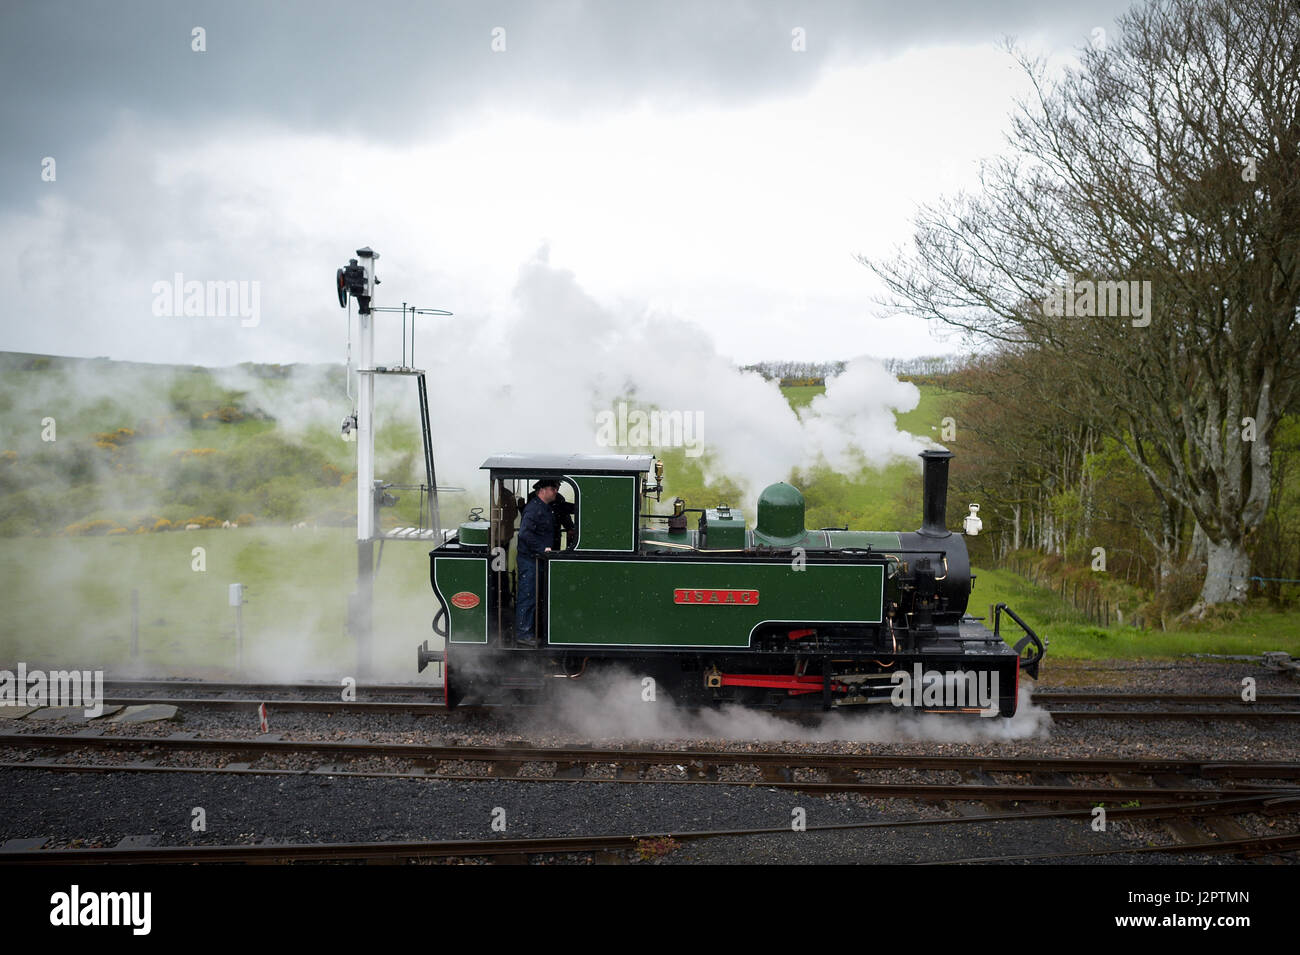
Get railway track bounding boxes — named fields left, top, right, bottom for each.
left=98, top=679, right=436, bottom=698
left=63, top=679, right=1300, bottom=721
left=6, top=723, right=1297, bottom=864
left=86, top=697, right=1300, bottom=722
left=1035, top=692, right=1300, bottom=704
left=95, top=678, right=1300, bottom=702
left=1032, top=691, right=1300, bottom=721
left=4, top=731, right=1300, bottom=802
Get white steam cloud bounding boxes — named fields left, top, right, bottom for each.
left=529, top=669, right=1052, bottom=744
left=419, top=247, right=925, bottom=504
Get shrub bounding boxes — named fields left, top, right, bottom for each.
left=64, top=519, right=122, bottom=536
left=92, top=428, right=135, bottom=448
left=170, top=448, right=219, bottom=459
left=226, top=433, right=334, bottom=491
left=1137, top=562, right=1204, bottom=628
left=260, top=481, right=303, bottom=522
left=202, top=406, right=246, bottom=423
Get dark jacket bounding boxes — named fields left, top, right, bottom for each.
left=518, top=494, right=557, bottom=559
left=551, top=492, right=576, bottom=549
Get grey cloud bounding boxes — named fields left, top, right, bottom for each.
left=5, top=0, right=1131, bottom=212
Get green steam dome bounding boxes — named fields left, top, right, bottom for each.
left=755, top=482, right=806, bottom=546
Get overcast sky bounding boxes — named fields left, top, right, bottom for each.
left=1, top=0, right=1134, bottom=369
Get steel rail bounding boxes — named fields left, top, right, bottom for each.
left=96, top=681, right=433, bottom=700
left=101, top=696, right=450, bottom=714
left=1034, top=692, right=1300, bottom=704
left=1044, top=709, right=1300, bottom=721
left=5, top=731, right=1300, bottom=778
left=7, top=757, right=1300, bottom=807
left=93, top=680, right=1300, bottom=706
left=95, top=693, right=1300, bottom=715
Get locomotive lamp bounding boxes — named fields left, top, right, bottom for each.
left=643, top=458, right=665, bottom=501
left=963, top=503, right=983, bottom=536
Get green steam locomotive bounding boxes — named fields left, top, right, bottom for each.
left=419, top=449, right=1043, bottom=715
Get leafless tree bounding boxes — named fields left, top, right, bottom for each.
left=864, top=0, right=1300, bottom=613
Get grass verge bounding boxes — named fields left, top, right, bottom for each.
left=974, top=566, right=1300, bottom=659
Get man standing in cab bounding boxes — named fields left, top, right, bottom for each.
left=515, top=479, right=558, bottom=647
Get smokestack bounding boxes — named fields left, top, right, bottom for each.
left=918, top=449, right=953, bottom=538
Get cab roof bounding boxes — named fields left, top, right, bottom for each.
left=480, top=453, right=655, bottom=475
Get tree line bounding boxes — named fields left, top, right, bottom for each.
left=742, top=355, right=961, bottom=382
left=864, top=0, right=1300, bottom=617
left=941, top=347, right=1300, bottom=615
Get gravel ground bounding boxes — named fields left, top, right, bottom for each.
left=1037, top=658, right=1292, bottom=694
left=1, top=767, right=1279, bottom=865
left=1, top=658, right=1298, bottom=864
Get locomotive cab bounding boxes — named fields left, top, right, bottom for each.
left=487, top=473, right=578, bottom=644
left=429, top=453, right=654, bottom=654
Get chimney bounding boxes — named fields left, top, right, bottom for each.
left=918, top=450, right=954, bottom=538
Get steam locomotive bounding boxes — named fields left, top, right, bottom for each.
left=418, top=449, right=1043, bottom=716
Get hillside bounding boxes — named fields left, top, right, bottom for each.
left=0, top=351, right=940, bottom=537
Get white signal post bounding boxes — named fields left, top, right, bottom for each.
left=338, top=246, right=452, bottom=678
left=350, top=246, right=379, bottom=675
left=355, top=247, right=378, bottom=543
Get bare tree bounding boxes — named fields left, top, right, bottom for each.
left=864, top=0, right=1300, bottom=613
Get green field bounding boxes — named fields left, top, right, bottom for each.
left=971, top=566, right=1300, bottom=658
left=0, top=528, right=433, bottom=680
left=893, top=384, right=965, bottom=440
left=782, top=385, right=825, bottom=410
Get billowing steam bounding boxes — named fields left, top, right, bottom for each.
left=419, top=248, right=926, bottom=502
left=525, top=667, right=1051, bottom=744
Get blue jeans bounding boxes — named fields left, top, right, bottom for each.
left=516, top=554, right=539, bottom=642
